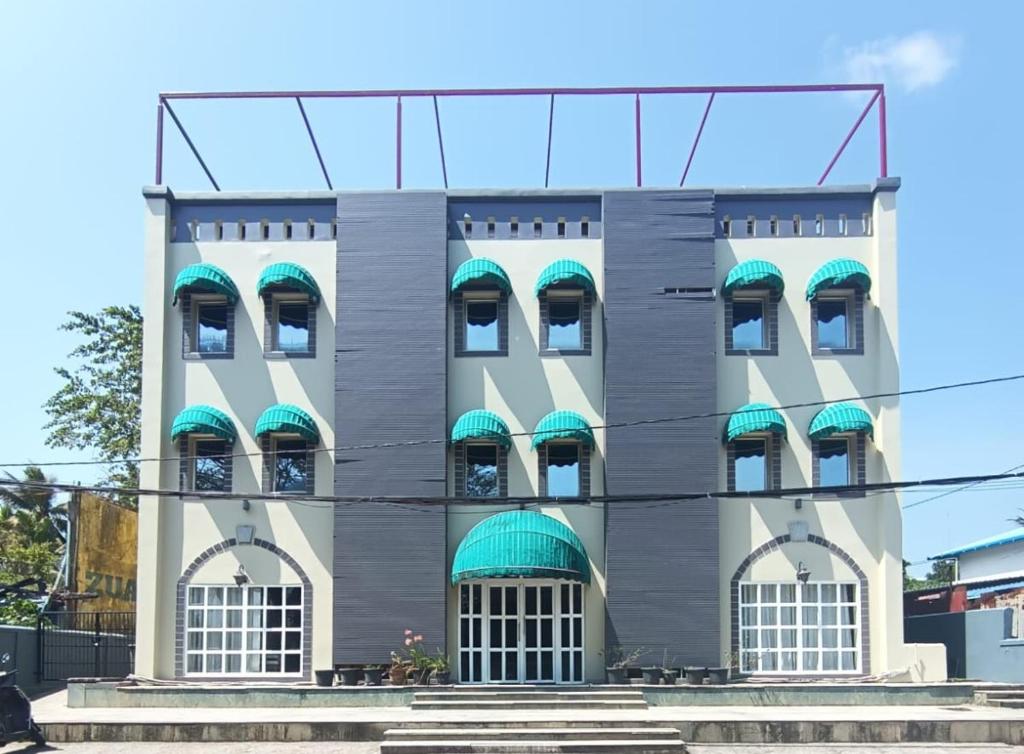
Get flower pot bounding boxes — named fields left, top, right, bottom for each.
left=662, top=669, right=680, bottom=685
left=641, top=667, right=663, bottom=685
left=684, top=666, right=706, bottom=685
left=389, top=665, right=408, bottom=686
left=707, top=666, right=730, bottom=685
left=337, top=667, right=362, bottom=686
left=414, top=667, right=432, bottom=685
left=363, top=667, right=384, bottom=686
left=314, top=669, right=335, bottom=687
left=433, top=670, right=450, bottom=685
left=605, top=667, right=629, bottom=685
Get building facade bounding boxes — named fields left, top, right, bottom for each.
left=136, top=181, right=945, bottom=683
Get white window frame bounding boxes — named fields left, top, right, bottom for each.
left=270, top=293, right=312, bottom=354
left=186, top=435, right=230, bottom=492
left=462, top=291, right=501, bottom=353
left=817, top=435, right=853, bottom=488
left=730, top=292, right=768, bottom=351
left=185, top=583, right=303, bottom=677
left=191, top=294, right=230, bottom=355
left=457, top=579, right=585, bottom=685
left=544, top=289, right=584, bottom=351
left=738, top=581, right=860, bottom=675
left=814, top=292, right=853, bottom=350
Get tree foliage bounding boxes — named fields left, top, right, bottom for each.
left=43, top=306, right=142, bottom=501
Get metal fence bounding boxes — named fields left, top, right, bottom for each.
left=36, top=611, right=135, bottom=681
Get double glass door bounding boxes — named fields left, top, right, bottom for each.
left=458, top=580, right=584, bottom=684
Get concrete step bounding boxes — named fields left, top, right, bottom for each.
left=395, top=720, right=669, bottom=731
left=414, top=691, right=645, bottom=702
left=990, top=699, right=1024, bottom=709
left=380, top=740, right=686, bottom=753
left=384, top=727, right=682, bottom=742
left=410, top=699, right=650, bottom=710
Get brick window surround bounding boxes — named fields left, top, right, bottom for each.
left=260, top=436, right=316, bottom=495
left=729, top=533, right=870, bottom=677
left=174, top=537, right=313, bottom=681
left=811, top=290, right=865, bottom=356
left=453, top=288, right=509, bottom=357
left=724, top=290, right=780, bottom=356
left=181, top=292, right=235, bottom=360
left=726, top=434, right=782, bottom=492
left=812, top=432, right=867, bottom=497
left=539, top=288, right=592, bottom=357
left=537, top=443, right=591, bottom=497
left=263, top=293, right=317, bottom=359
left=453, top=442, right=509, bottom=497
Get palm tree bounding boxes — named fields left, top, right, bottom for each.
left=0, top=466, right=66, bottom=544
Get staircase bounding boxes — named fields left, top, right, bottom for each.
left=381, top=687, right=686, bottom=753
left=974, top=684, right=1024, bottom=708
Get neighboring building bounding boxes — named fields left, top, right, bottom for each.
left=135, top=177, right=944, bottom=683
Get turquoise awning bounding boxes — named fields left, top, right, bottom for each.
left=451, top=510, right=591, bottom=585
left=451, top=258, right=512, bottom=293
left=722, top=259, right=785, bottom=296
left=172, top=263, right=239, bottom=305
left=451, top=410, right=512, bottom=448
left=535, top=259, right=596, bottom=296
left=254, top=404, right=320, bottom=443
left=257, top=262, right=321, bottom=303
left=724, top=403, right=787, bottom=443
left=806, top=258, right=872, bottom=300
left=170, top=405, right=237, bottom=443
left=531, top=410, right=595, bottom=449
left=808, top=403, right=874, bottom=440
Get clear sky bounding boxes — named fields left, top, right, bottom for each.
left=1, top=1, right=1021, bottom=574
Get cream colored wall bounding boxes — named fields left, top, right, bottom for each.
left=445, top=239, right=607, bottom=681
left=715, top=187, right=926, bottom=676
left=136, top=199, right=335, bottom=678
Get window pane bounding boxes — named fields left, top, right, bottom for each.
left=732, top=299, right=764, bottom=350
left=465, top=444, right=499, bottom=497
left=276, top=301, right=310, bottom=353
left=548, top=298, right=581, bottom=349
left=197, top=303, right=228, bottom=353
left=465, top=300, right=499, bottom=351
left=733, top=439, right=767, bottom=491
left=274, top=439, right=308, bottom=493
left=818, top=439, right=850, bottom=487
left=546, top=444, right=580, bottom=496
left=193, top=440, right=229, bottom=491
left=816, top=299, right=848, bottom=348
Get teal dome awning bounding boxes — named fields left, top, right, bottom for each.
left=808, top=403, right=874, bottom=440
left=451, top=510, right=591, bottom=585
left=257, top=262, right=321, bottom=303
left=724, top=403, right=787, bottom=443
left=172, top=263, right=239, bottom=305
left=254, top=404, right=320, bottom=443
left=451, top=258, right=512, bottom=293
left=451, top=410, right=512, bottom=448
left=531, top=410, right=595, bottom=449
left=170, top=405, right=237, bottom=443
left=806, top=258, right=871, bottom=300
left=722, top=259, right=785, bottom=296
left=535, top=259, right=596, bottom=296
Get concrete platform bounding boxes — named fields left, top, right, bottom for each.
left=32, top=690, right=1024, bottom=744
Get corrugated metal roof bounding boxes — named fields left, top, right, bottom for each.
left=931, top=527, right=1024, bottom=560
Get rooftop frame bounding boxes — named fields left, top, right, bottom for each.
left=154, top=84, right=888, bottom=192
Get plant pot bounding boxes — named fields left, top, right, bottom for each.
left=707, top=666, right=730, bottom=685
left=641, top=667, right=663, bottom=685
left=363, top=667, right=384, bottom=686
left=605, top=666, right=629, bottom=685
left=389, top=665, right=408, bottom=686
left=662, top=669, right=680, bottom=685
left=314, top=669, right=335, bottom=687
left=433, top=670, right=450, bottom=685
left=684, top=666, right=706, bottom=685
left=337, top=667, right=362, bottom=686
left=414, top=667, right=432, bottom=685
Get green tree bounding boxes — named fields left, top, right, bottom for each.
left=43, top=306, right=142, bottom=502
left=926, top=558, right=957, bottom=584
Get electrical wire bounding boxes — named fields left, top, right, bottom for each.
left=2, top=371, right=1022, bottom=471
left=901, top=462, right=1024, bottom=511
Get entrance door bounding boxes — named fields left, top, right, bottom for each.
left=458, top=580, right=583, bottom=684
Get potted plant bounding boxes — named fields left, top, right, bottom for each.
left=396, top=629, right=433, bottom=684
left=314, top=669, right=335, bottom=687
left=337, top=666, right=362, bottom=686
left=389, top=653, right=409, bottom=686
left=363, top=664, right=385, bottom=686
left=659, top=650, right=679, bottom=685
left=707, top=652, right=734, bottom=685
left=431, top=652, right=451, bottom=685
left=684, top=666, right=706, bottom=685
left=604, top=646, right=643, bottom=685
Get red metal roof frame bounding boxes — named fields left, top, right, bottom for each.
left=155, top=84, right=887, bottom=191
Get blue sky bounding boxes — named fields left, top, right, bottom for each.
left=1, top=1, right=1021, bottom=573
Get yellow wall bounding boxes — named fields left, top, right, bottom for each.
left=73, top=494, right=138, bottom=611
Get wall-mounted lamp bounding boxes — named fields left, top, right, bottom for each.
left=233, top=565, right=250, bottom=586
left=796, top=562, right=811, bottom=584
left=241, top=498, right=251, bottom=512
left=794, top=498, right=803, bottom=511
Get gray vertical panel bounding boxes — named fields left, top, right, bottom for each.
left=603, top=190, right=720, bottom=667
left=333, top=192, right=448, bottom=664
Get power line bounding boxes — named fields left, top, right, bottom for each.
left=4, top=469, right=1024, bottom=509
left=902, top=462, right=1024, bottom=511
left=3, top=372, right=1022, bottom=471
